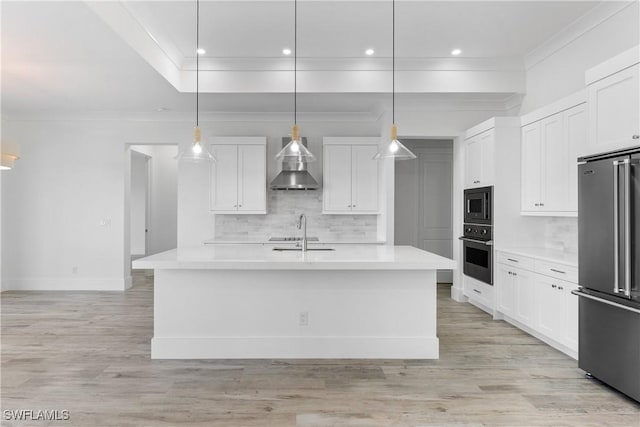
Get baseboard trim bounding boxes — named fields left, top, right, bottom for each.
left=2, top=277, right=129, bottom=291
left=500, top=314, right=578, bottom=360
left=450, top=286, right=467, bottom=302
left=151, top=336, right=439, bottom=360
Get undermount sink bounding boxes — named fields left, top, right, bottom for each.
left=272, top=247, right=335, bottom=252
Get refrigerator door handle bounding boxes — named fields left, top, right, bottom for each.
left=623, top=160, right=632, bottom=297
left=613, top=160, right=622, bottom=294
left=572, top=290, right=640, bottom=315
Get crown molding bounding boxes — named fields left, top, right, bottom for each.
left=524, top=1, right=637, bottom=70
left=1, top=110, right=380, bottom=123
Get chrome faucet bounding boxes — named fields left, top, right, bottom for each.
left=297, top=214, right=308, bottom=252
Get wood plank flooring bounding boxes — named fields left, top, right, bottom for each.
left=2, top=273, right=639, bottom=426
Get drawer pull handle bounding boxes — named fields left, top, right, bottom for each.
left=473, top=289, right=482, bottom=294
left=507, top=258, right=519, bottom=263
left=633, top=135, right=639, bottom=139
left=552, top=284, right=557, bottom=288
left=558, top=286, right=564, bottom=291
left=550, top=268, right=566, bottom=274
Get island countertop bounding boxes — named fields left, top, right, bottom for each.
left=133, top=244, right=456, bottom=271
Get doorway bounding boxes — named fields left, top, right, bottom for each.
left=394, top=139, right=454, bottom=283
left=127, top=145, right=178, bottom=262
left=130, top=150, right=150, bottom=258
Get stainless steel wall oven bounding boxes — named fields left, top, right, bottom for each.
left=460, top=187, right=494, bottom=285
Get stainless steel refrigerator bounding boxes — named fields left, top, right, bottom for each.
left=576, top=146, right=640, bottom=402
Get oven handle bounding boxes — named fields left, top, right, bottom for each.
left=458, top=236, right=493, bottom=246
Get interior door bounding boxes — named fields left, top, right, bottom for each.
left=395, top=140, right=453, bottom=283
left=237, top=144, right=266, bottom=212
left=578, top=156, right=628, bottom=295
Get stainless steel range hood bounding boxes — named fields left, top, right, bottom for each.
left=270, top=137, right=320, bottom=190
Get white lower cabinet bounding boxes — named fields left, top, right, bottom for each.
left=496, top=251, right=578, bottom=358
left=463, top=276, right=494, bottom=313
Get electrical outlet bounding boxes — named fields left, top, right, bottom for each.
left=299, top=311, right=309, bottom=326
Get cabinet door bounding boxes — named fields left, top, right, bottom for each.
left=535, top=275, right=563, bottom=341
left=478, top=129, right=495, bottom=186
left=323, top=145, right=353, bottom=212
left=541, top=113, right=567, bottom=211
left=351, top=145, right=379, bottom=213
left=210, top=145, right=239, bottom=211
left=560, top=280, right=579, bottom=353
left=521, top=122, right=542, bottom=211
left=513, top=267, right=535, bottom=328
left=496, top=264, right=516, bottom=317
left=237, top=145, right=266, bottom=212
left=587, top=64, right=640, bottom=154
left=465, top=137, right=482, bottom=188
left=564, top=104, right=586, bottom=213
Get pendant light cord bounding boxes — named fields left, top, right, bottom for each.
left=392, top=0, right=395, bottom=125
left=196, top=0, right=200, bottom=127
left=294, top=0, right=297, bottom=125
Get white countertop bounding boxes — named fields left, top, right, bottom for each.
left=497, top=247, right=578, bottom=267
left=133, top=244, right=456, bottom=271
left=203, top=239, right=387, bottom=245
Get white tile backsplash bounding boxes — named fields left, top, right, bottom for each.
left=215, top=190, right=378, bottom=241
left=544, top=217, right=578, bottom=254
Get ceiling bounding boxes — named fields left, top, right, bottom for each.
left=1, top=1, right=607, bottom=116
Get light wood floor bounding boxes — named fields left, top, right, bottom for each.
left=2, top=273, right=639, bottom=427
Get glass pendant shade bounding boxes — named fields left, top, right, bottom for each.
left=175, top=127, right=215, bottom=162
left=275, top=124, right=316, bottom=162
left=373, top=124, right=416, bottom=160
left=0, top=153, right=18, bottom=170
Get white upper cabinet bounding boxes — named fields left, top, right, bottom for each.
left=210, top=138, right=266, bottom=214
left=585, top=47, right=639, bottom=156
left=464, top=129, right=494, bottom=188
left=351, top=145, right=379, bottom=212
left=520, top=102, right=586, bottom=216
left=323, top=138, right=379, bottom=214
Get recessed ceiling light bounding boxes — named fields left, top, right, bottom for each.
left=196, top=48, right=206, bottom=55
left=365, top=48, right=375, bottom=56
left=282, top=48, right=292, bottom=55
left=451, top=49, right=462, bottom=56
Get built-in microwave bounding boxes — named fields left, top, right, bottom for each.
left=464, top=186, right=492, bottom=225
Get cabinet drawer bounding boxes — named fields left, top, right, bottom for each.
left=497, top=252, right=535, bottom=271
left=535, top=260, right=578, bottom=283
left=464, top=277, right=494, bottom=310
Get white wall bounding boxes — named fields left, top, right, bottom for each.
left=1, top=102, right=523, bottom=290
left=521, top=1, right=639, bottom=114
left=1, top=119, right=189, bottom=290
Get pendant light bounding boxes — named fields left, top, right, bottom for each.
left=176, top=0, right=215, bottom=163
left=0, top=153, right=18, bottom=171
left=275, top=0, right=316, bottom=162
left=373, top=0, right=416, bottom=161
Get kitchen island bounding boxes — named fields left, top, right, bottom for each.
left=133, top=245, right=455, bottom=359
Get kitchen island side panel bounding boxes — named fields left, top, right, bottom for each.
left=152, top=269, right=438, bottom=359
